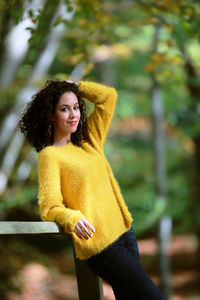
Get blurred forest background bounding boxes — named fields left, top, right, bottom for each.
left=0, top=0, right=200, bottom=299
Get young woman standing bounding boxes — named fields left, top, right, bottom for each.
left=18, top=79, right=164, bottom=300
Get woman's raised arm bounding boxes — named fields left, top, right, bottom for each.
left=79, top=81, right=118, bottom=151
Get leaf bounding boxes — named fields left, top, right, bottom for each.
left=67, top=5, right=74, bottom=12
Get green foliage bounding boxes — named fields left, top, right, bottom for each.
left=0, top=186, right=37, bottom=210
left=0, top=0, right=24, bottom=25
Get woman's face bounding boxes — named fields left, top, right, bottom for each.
left=52, top=91, right=81, bottom=137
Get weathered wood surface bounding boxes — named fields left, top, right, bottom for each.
left=0, top=221, right=64, bottom=234
left=0, top=221, right=104, bottom=300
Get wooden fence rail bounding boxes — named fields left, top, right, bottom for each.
left=0, top=221, right=104, bottom=300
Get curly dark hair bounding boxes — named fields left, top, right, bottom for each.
left=18, top=80, right=90, bottom=152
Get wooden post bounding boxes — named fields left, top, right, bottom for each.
left=0, top=221, right=104, bottom=300
left=73, top=245, right=104, bottom=300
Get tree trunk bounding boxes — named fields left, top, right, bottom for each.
left=184, top=58, right=200, bottom=266
left=151, top=79, right=172, bottom=299
left=151, top=24, right=172, bottom=299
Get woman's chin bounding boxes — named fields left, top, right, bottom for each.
left=73, top=127, right=79, bottom=132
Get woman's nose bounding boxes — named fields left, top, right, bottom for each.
left=69, top=109, right=76, bottom=117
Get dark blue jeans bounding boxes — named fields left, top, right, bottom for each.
left=85, top=227, right=164, bottom=300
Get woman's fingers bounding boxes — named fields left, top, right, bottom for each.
left=65, top=79, right=80, bottom=87
left=74, top=226, right=83, bottom=239
left=74, top=218, right=95, bottom=240
left=82, top=218, right=95, bottom=233
left=79, top=223, right=92, bottom=238
left=78, top=219, right=93, bottom=238
left=76, top=224, right=90, bottom=239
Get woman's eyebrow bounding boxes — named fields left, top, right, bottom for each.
left=60, top=102, right=79, bottom=108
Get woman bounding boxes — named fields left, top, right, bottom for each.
left=18, top=79, right=164, bottom=300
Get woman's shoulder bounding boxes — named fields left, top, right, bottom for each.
left=38, top=143, right=74, bottom=161
left=38, top=145, right=58, bottom=160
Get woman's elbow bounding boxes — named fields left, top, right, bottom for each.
left=39, top=205, right=57, bottom=222
left=110, top=87, right=118, bottom=102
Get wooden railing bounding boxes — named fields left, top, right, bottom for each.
left=0, top=221, right=104, bottom=300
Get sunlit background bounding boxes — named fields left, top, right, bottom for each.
left=0, top=0, right=200, bottom=299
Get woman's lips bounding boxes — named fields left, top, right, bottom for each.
left=68, top=121, right=77, bottom=125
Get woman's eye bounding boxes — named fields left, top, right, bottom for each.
left=61, top=106, right=79, bottom=111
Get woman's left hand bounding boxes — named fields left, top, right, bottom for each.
left=74, top=218, right=95, bottom=240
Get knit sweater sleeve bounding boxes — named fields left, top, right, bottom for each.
left=37, top=148, right=85, bottom=233
left=79, top=81, right=118, bottom=151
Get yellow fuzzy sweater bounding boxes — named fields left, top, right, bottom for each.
left=37, top=81, right=133, bottom=260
